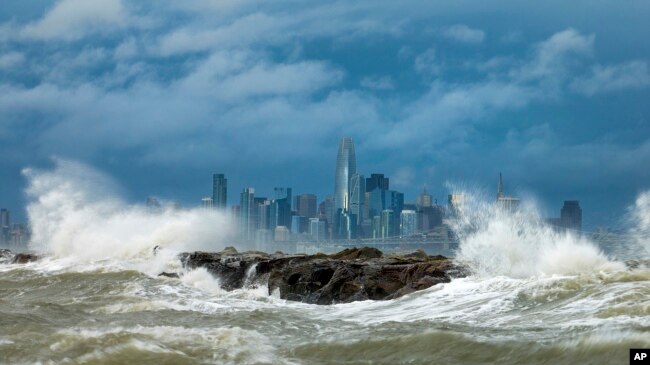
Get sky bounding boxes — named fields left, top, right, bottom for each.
left=0, top=0, right=649, bottom=229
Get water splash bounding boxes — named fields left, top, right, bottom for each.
left=631, top=190, right=650, bottom=257
left=450, top=188, right=623, bottom=277
left=23, top=159, right=235, bottom=263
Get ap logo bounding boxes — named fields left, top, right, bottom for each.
left=631, top=349, right=649, bottom=364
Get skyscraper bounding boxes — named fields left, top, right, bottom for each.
left=448, top=194, right=465, bottom=217
left=0, top=209, right=9, bottom=245
left=416, top=186, right=432, bottom=209
left=561, top=201, right=582, bottom=231
left=497, top=172, right=505, bottom=201
left=400, top=210, right=417, bottom=237
left=239, top=188, right=255, bottom=241
left=212, top=173, right=227, bottom=209
left=349, top=174, right=365, bottom=226
left=309, top=218, right=326, bottom=241
left=271, top=187, right=292, bottom=230
left=201, top=197, right=214, bottom=209
left=294, top=194, right=317, bottom=218
left=334, top=137, right=357, bottom=211
left=366, top=173, right=389, bottom=193
left=496, top=173, right=520, bottom=212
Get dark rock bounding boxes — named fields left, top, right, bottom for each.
left=181, top=247, right=466, bottom=305
left=330, top=247, right=382, bottom=260
left=221, top=246, right=238, bottom=255
left=403, top=249, right=428, bottom=259
left=158, top=272, right=180, bottom=278
left=11, top=253, right=38, bottom=264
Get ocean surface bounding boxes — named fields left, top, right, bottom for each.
left=1, top=248, right=648, bottom=365
left=1, top=162, right=649, bottom=364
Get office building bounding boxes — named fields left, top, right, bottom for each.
left=366, top=173, right=389, bottom=193
left=561, top=201, right=582, bottom=231
left=416, top=186, right=433, bottom=209
left=418, top=205, right=444, bottom=232
left=334, top=137, right=357, bottom=211
left=349, top=173, right=365, bottom=226
left=271, top=187, right=292, bottom=231
left=274, top=226, right=291, bottom=242
left=212, top=173, right=227, bottom=209
left=400, top=210, right=417, bottom=237
left=291, top=215, right=309, bottom=234
left=239, top=188, right=256, bottom=241
left=309, top=218, right=326, bottom=241
left=496, top=173, right=520, bottom=212
left=294, top=194, right=317, bottom=218
left=201, top=197, right=213, bottom=209
left=448, top=194, right=465, bottom=217
left=380, top=210, right=395, bottom=238
left=0, top=209, right=9, bottom=245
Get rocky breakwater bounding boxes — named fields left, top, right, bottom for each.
left=180, top=247, right=467, bottom=305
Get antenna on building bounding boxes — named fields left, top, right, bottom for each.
left=497, top=172, right=505, bottom=200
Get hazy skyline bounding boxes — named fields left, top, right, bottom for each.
left=0, top=1, right=649, bottom=229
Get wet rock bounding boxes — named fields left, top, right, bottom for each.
left=158, top=272, right=180, bottom=278
left=330, top=247, right=382, bottom=260
left=11, top=253, right=38, bottom=264
left=181, top=247, right=466, bottom=305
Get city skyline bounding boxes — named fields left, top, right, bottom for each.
left=0, top=1, right=649, bottom=230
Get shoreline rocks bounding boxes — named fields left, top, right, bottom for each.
left=180, top=247, right=467, bottom=305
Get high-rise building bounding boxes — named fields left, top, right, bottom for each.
left=294, top=194, right=317, bottom=218
left=497, top=172, right=505, bottom=200
left=309, top=218, right=326, bottom=241
left=418, top=205, right=444, bottom=232
left=0, top=209, right=9, bottom=245
left=271, top=187, right=292, bottom=231
left=561, top=201, right=582, bottom=231
left=495, top=173, right=520, bottom=212
left=212, top=174, right=227, bottom=209
left=366, top=173, right=389, bottom=193
left=380, top=210, right=395, bottom=238
left=448, top=194, right=465, bottom=217
left=349, top=174, right=365, bottom=226
left=256, top=197, right=271, bottom=230
left=334, top=209, right=357, bottom=239
left=334, top=137, right=357, bottom=211
left=416, top=186, right=432, bottom=209
left=400, top=210, right=417, bottom=237
left=201, top=197, right=213, bottom=209
left=274, top=226, right=291, bottom=242
left=239, top=188, right=256, bottom=241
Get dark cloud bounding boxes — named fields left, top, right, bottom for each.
left=0, top=0, right=649, bottom=229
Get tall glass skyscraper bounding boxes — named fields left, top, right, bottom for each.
left=349, top=173, right=365, bottom=226
left=334, top=137, right=356, bottom=211
left=212, top=173, right=227, bottom=209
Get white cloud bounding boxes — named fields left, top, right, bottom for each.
left=515, top=28, right=594, bottom=82
left=570, top=61, right=650, bottom=96
left=0, top=52, right=24, bottom=69
left=360, top=76, right=394, bottom=90
left=443, top=24, right=485, bottom=44
left=414, top=47, right=439, bottom=75
left=20, top=0, right=129, bottom=41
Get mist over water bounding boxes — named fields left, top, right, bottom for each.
left=1, top=162, right=648, bottom=364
